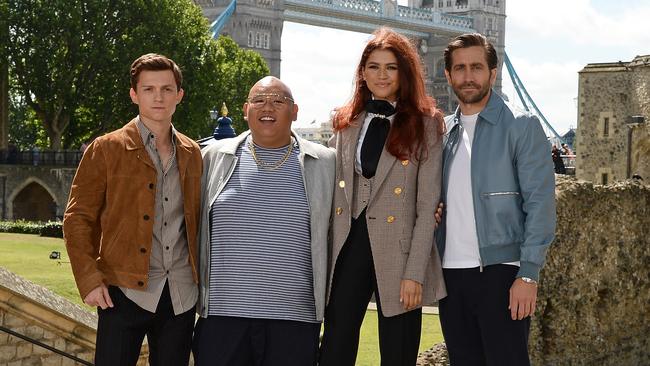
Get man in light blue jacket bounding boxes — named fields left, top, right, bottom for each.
left=435, top=33, right=556, bottom=366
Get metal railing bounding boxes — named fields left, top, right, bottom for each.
left=0, top=324, right=93, bottom=365
left=0, top=149, right=83, bottom=167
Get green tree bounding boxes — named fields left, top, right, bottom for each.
left=7, top=0, right=268, bottom=150
left=213, top=36, right=270, bottom=134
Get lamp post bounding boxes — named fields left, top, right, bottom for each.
left=626, top=115, right=645, bottom=178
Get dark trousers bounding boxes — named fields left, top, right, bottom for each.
left=192, top=316, right=320, bottom=366
left=95, top=282, right=195, bottom=366
left=439, top=265, right=531, bottom=366
left=319, top=213, right=422, bottom=366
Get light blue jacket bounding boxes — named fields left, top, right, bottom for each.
left=197, top=131, right=336, bottom=320
left=435, top=90, right=556, bottom=280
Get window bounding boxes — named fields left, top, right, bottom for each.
left=255, top=32, right=261, bottom=48
left=603, top=117, right=609, bottom=137
left=263, top=33, right=270, bottom=49
left=446, top=0, right=451, bottom=6
left=247, top=31, right=254, bottom=47
left=438, top=0, right=443, bottom=7
left=601, top=173, right=608, bottom=185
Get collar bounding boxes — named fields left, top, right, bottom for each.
left=450, top=88, right=505, bottom=128
left=136, top=116, right=177, bottom=147
left=123, top=117, right=193, bottom=152
left=216, top=130, right=320, bottom=159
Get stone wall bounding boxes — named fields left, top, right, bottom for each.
left=0, top=267, right=148, bottom=365
left=575, top=56, right=650, bottom=183
left=418, top=176, right=650, bottom=366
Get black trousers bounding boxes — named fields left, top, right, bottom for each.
left=192, top=316, right=320, bottom=366
left=439, top=265, right=531, bottom=366
left=319, top=213, right=422, bottom=366
left=95, top=282, right=195, bottom=366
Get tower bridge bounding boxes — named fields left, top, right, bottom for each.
left=195, top=0, right=506, bottom=113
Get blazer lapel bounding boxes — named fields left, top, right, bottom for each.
left=340, top=114, right=364, bottom=208
left=369, top=145, right=396, bottom=203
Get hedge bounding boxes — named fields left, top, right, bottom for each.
left=0, top=220, right=63, bottom=238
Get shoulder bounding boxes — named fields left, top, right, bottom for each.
left=499, top=99, right=541, bottom=130
left=201, top=139, right=231, bottom=159
left=174, top=131, right=201, bottom=152
left=299, top=138, right=336, bottom=164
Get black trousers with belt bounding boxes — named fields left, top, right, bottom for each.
left=94, top=282, right=196, bottom=366
left=439, top=265, right=531, bottom=366
left=319, top=212, right=422, bottom=366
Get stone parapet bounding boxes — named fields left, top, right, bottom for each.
left=0, top=267, right=148, bottom=365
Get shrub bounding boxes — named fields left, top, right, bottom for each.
left=0, top=220, right=63, bottom=238
left=40, top=221, right=63, bottom=238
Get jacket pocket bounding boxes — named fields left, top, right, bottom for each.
left=399, top=238, right=411, bottom=254
left=480, top=191, right=524, bottom=245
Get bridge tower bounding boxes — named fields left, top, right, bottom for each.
left=417, top=0, right=506, bottom=113
left=195, top=0, right=506, bottom=114
left=197, top=0, right=284, bottom=76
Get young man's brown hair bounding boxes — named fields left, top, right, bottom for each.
left=443, top=33, right=498, bottom=71
left=130, top=53, right=183, bottom=90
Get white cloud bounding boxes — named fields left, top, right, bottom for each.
left=281, top=24, right=369, bottom=126
left=508, top=0, right=650, bottom=48
left=502, top=57, right=583, bottom=135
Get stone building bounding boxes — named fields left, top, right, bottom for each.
left=293, top=120, right=333, bottom=145
left=575, top=55, right=650, bottom=183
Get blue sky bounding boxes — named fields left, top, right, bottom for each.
left=281, top=0, right=650, bottom=135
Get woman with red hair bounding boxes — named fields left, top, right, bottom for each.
left=319, top=27, right=447, bottom=365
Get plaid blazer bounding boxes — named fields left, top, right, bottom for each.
left=328, top=113, right=446, bottom=317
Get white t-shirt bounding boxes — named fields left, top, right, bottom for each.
left=443, top=113, right=519, bottom=268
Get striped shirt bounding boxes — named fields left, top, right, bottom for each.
left=208, top=136, right=316, bottom=323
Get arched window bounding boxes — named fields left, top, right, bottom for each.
left=248, top=31, right=254, bottom=47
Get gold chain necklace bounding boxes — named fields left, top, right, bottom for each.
left=248, top=139, right=294, bottom=171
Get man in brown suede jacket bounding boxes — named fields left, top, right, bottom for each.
left=63, top=54, right=202, bottom=366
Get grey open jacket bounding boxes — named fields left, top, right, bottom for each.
left=435, top=90, right=556, bottom=281
left=196, top=131, right=336, bottom=320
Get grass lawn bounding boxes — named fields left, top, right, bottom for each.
left=0, top=233, right=444, bottom=364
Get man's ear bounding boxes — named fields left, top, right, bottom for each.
left=489, top=68, right=497, bottom=86
left=291, top=103, right=299, bottom=122
left=129, top=88, right=138, bottom=104
left=444, top=69, right=452, bottom=86
left=243, top=103, right=249, bottom=121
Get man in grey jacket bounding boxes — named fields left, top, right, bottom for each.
left=192, top=76, right=336, bottom=366
left=435, top=33, right=556, bottom=365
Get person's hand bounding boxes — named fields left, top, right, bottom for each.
left=400, top=279, right=423, bottom=311
left=84, top=284, right=114, bottom=310
left=434, top=202, right=444, bottom=228
left=509, top=278, right=537, bottom=320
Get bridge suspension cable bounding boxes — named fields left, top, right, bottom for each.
left=209, top=0, right=237, bottom=38
left=504, top=52, right=565, bottom=144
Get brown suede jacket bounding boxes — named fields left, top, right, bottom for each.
left=63, top=119, right=202, bottom=300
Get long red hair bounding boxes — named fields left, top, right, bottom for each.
left=333, top=27, right=444, bottom=160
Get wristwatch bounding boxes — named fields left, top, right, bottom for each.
left=520, top=277, right=537, bottom=285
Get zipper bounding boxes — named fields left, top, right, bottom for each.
left=469, top=118, right=483, bottom=272
left=482, top=191, right=520, bottom=197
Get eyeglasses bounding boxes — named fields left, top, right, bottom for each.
left=247, top=94, right=294, bottom=109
